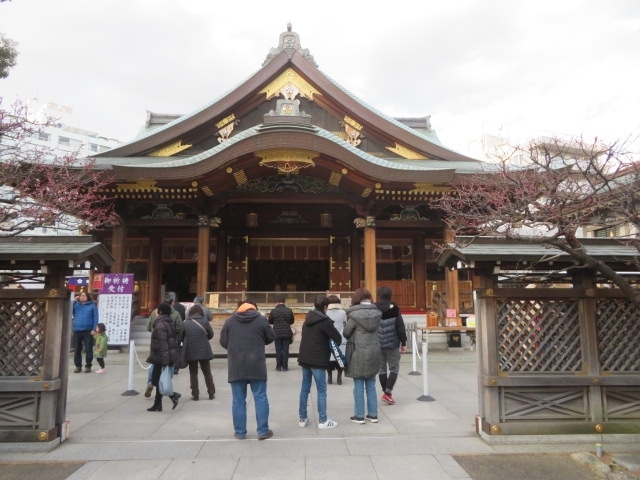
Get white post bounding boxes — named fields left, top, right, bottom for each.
left=408, top=330, right=420, bottom=375
left=417, top=335, right=434, bottom=401
left=121, top=340, right=139, bottom=396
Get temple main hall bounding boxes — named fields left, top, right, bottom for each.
left=93, top=24, right=483, bottom=315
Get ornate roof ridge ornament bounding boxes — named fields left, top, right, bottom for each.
left=263, top=23, right=318, bottom=67
left=257, top=148, right=317, bottom=175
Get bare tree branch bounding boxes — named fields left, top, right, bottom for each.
left=432, top=136, right=640, bottom=302
left=0, top=97, right=118, bottom=236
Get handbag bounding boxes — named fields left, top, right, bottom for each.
left=329, top=338, right=347, bottom=368
left=158, top=365, right=174, bottom=396
left=176, top=338, right=189, bottom=369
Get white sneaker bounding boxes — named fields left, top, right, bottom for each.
left=298, top=418, right=310, bottom=428
left=318, top=419, right=338, bottom=429
left=95, top=368, right=106, bottom=374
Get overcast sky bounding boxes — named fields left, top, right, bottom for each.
left=2, top=0, right=639, bottom=156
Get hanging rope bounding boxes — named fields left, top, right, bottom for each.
left=131, top=342, right=151, bottom=370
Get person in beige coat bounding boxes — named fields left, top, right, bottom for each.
left=343, top=288, right=381, bottom=424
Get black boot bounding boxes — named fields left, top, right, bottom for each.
left=337, top=368, right=343, bottom=385
left=147, top=399, right=162, bottom=412
left=170, top=393, right=180, bottom=410
left=327, top=370, right=333, bottom=384
left=379, top=373, right=388, bottom=392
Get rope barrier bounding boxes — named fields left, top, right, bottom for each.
left=131, top=342, right=151, bottom=370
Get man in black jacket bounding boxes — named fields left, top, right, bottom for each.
left=268, top=296, right=295, bottom=371
left=297, top=296, right=343, bottom=429
left=375, top=286, right=407, bottom=405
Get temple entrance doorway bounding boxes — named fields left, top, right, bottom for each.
left=248, top=260, right=329, bottom=292
left=162, top=262, right=197, bottom=303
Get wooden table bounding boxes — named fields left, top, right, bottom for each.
left=421, top=326, right=477, bottom=350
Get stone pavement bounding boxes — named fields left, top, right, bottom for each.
left=0, top=348, right=638, bottom=480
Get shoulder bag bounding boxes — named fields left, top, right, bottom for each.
left=329, top=338, right=347, bottom=368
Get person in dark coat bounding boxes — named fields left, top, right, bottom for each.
left=146, top=303, right=181, bottom=412
left=268, top=296, right=295, bottom=371
left=220, top=300, right=275, bottom=440
left=166, top=291, right=186, bottom=321
left=182, top=304, right=216, bottom=401
left=297, top=295, right=343, bottom=429
left=193, top=295, right=212, bottom=323
left=344, top=288, right=382, bottom=424
left=376, top=286, right=407, bottom=405
left=165, top=291, right=185, bottom=375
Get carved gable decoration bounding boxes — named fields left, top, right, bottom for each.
left=257, top=149, right=317, bottom=175
left=232, top=175, right=341, bottom=194
left=386, top=143, right=428, bottom=160
left=148, top=140, right=192, bottom=157
left=259, top=68, right=320, bottom=101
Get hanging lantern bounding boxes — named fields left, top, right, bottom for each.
left=246, top=212, right=258, bottom=227
left=320, top=213, right=332, bottom=228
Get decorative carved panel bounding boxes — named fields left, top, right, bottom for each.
left=500, top=387, right=590, bottom=422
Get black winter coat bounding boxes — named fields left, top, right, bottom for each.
left=375, top=300, right=407, bottom=350
left=298, top=308, right=343, bottom=369
left=268, top=304, right=295, bottom=338
left=146, top=314, right=178, bottom=366
left=182, top=313, right=214, bottom=362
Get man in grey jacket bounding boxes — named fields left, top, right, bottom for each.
left=375, top=286, right=407, bottom=405
left=220, top=300, right=275, bottom=440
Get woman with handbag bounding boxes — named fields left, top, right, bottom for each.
left=146, top=302, right=181, bottom=412
left=182, top=304, right=216, bottom=401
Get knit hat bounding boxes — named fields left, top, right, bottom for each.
left=237, top=303, right=257, bottom=313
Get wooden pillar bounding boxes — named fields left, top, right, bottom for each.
left=51, top=263, right=71, bottom=438
left=363, top=216, right=377, bottom=295
left=216, top=231, right=227, bottom=292
left=475, top=268, right=495, bottom=432
left=197, top=216, right=210, bottom=297
left=147, top=234, right=162, bottom=311
left=350, top=230, right=361, bottom=292
left=444, top=229, right=459, bottom=313
left=111, top=223, right=126, bottom=273
left=413, top=233, right=426, bottom=310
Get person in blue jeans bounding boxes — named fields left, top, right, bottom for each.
left=344, top=288, right=382, bottom=424
left=72, top=291, right=99, bottom=373
left=220, top=300, right=275, bottom=440
left=297, top=295, right=343, bottom=429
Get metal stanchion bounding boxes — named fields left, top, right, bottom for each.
left=417, top=333, right=434, bottom=402
left=408, top=327, right=421, bottom=375
left=121, top=340, right=139, bottom=396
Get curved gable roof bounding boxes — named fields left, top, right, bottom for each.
left=96, top=27, right=479, bottom=169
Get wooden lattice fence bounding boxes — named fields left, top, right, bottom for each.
left=477, top=288, right=640, bottom=436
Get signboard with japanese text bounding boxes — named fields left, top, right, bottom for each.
left=97, top=273, right=134, bottom=345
